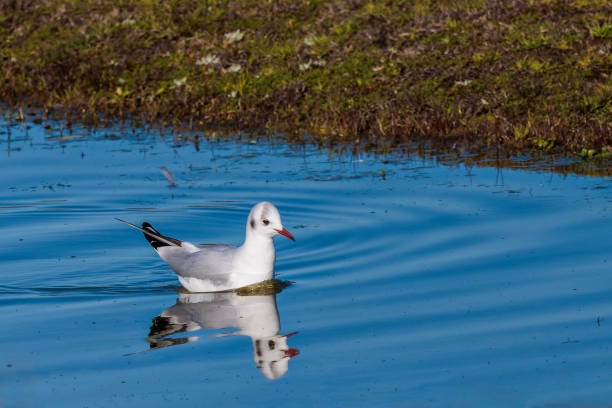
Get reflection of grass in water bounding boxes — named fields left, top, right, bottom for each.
left=1, top=1, right=611, bottom=156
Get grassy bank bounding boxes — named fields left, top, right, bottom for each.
left=1, top=0, right=611, bottom=155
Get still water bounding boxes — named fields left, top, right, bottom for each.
left=2, top=116, right=612, bottom=407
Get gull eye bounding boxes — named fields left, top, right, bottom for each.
left=263, top=219, right=270, bottom=226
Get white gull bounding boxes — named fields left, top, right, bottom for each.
left=117, top=202, right=295, bottom=292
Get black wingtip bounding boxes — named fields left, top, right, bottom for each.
left=142, top=222, right=181, bottom=249
left=142, top=222, right=158, bottom=232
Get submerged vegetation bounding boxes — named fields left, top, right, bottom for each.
left=1, top=0, right=611, bottom=156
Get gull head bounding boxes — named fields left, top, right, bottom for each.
left=252, top=333, right=299, bottom=379
left=247, top=202, right=295, bottom=241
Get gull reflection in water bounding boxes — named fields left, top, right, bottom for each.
left=147, top=280, right=299, bottom=379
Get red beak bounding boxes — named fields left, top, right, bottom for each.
left=275, top=227, right=295, bottom=242
left=284, top=348, right=300, bottom=358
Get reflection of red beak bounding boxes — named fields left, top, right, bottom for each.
left=282, top=331, right=299, bottom=339
left=284, top=348, right=300, bottom=358
left=275, top=227, right=295, bottom=242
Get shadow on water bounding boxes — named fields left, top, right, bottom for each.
left=146, top=279, right=299, bottom=380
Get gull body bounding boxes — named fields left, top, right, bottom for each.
left=118, top=202, right=294, bottom=292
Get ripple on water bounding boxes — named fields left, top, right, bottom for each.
left=2, top=117, right=612, bottom=406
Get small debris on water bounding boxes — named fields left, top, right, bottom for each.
left=160, top=166, right=176, bottom=187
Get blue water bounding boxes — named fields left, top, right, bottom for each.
left=2, top=116, right=612, bottom=407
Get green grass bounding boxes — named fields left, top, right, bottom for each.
left=1, top=0, right=611, bottom=155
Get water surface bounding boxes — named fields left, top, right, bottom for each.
left=2, top=117, right=612, bottom=407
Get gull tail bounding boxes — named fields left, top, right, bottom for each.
left=142, top=222, right=184, bottom=249
left=115, top=218, right=182, bottom=249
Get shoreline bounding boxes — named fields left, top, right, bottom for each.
left=3, top=104, right=612, bottom=178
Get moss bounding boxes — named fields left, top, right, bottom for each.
left=1, top=0, right=611, bottom=156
